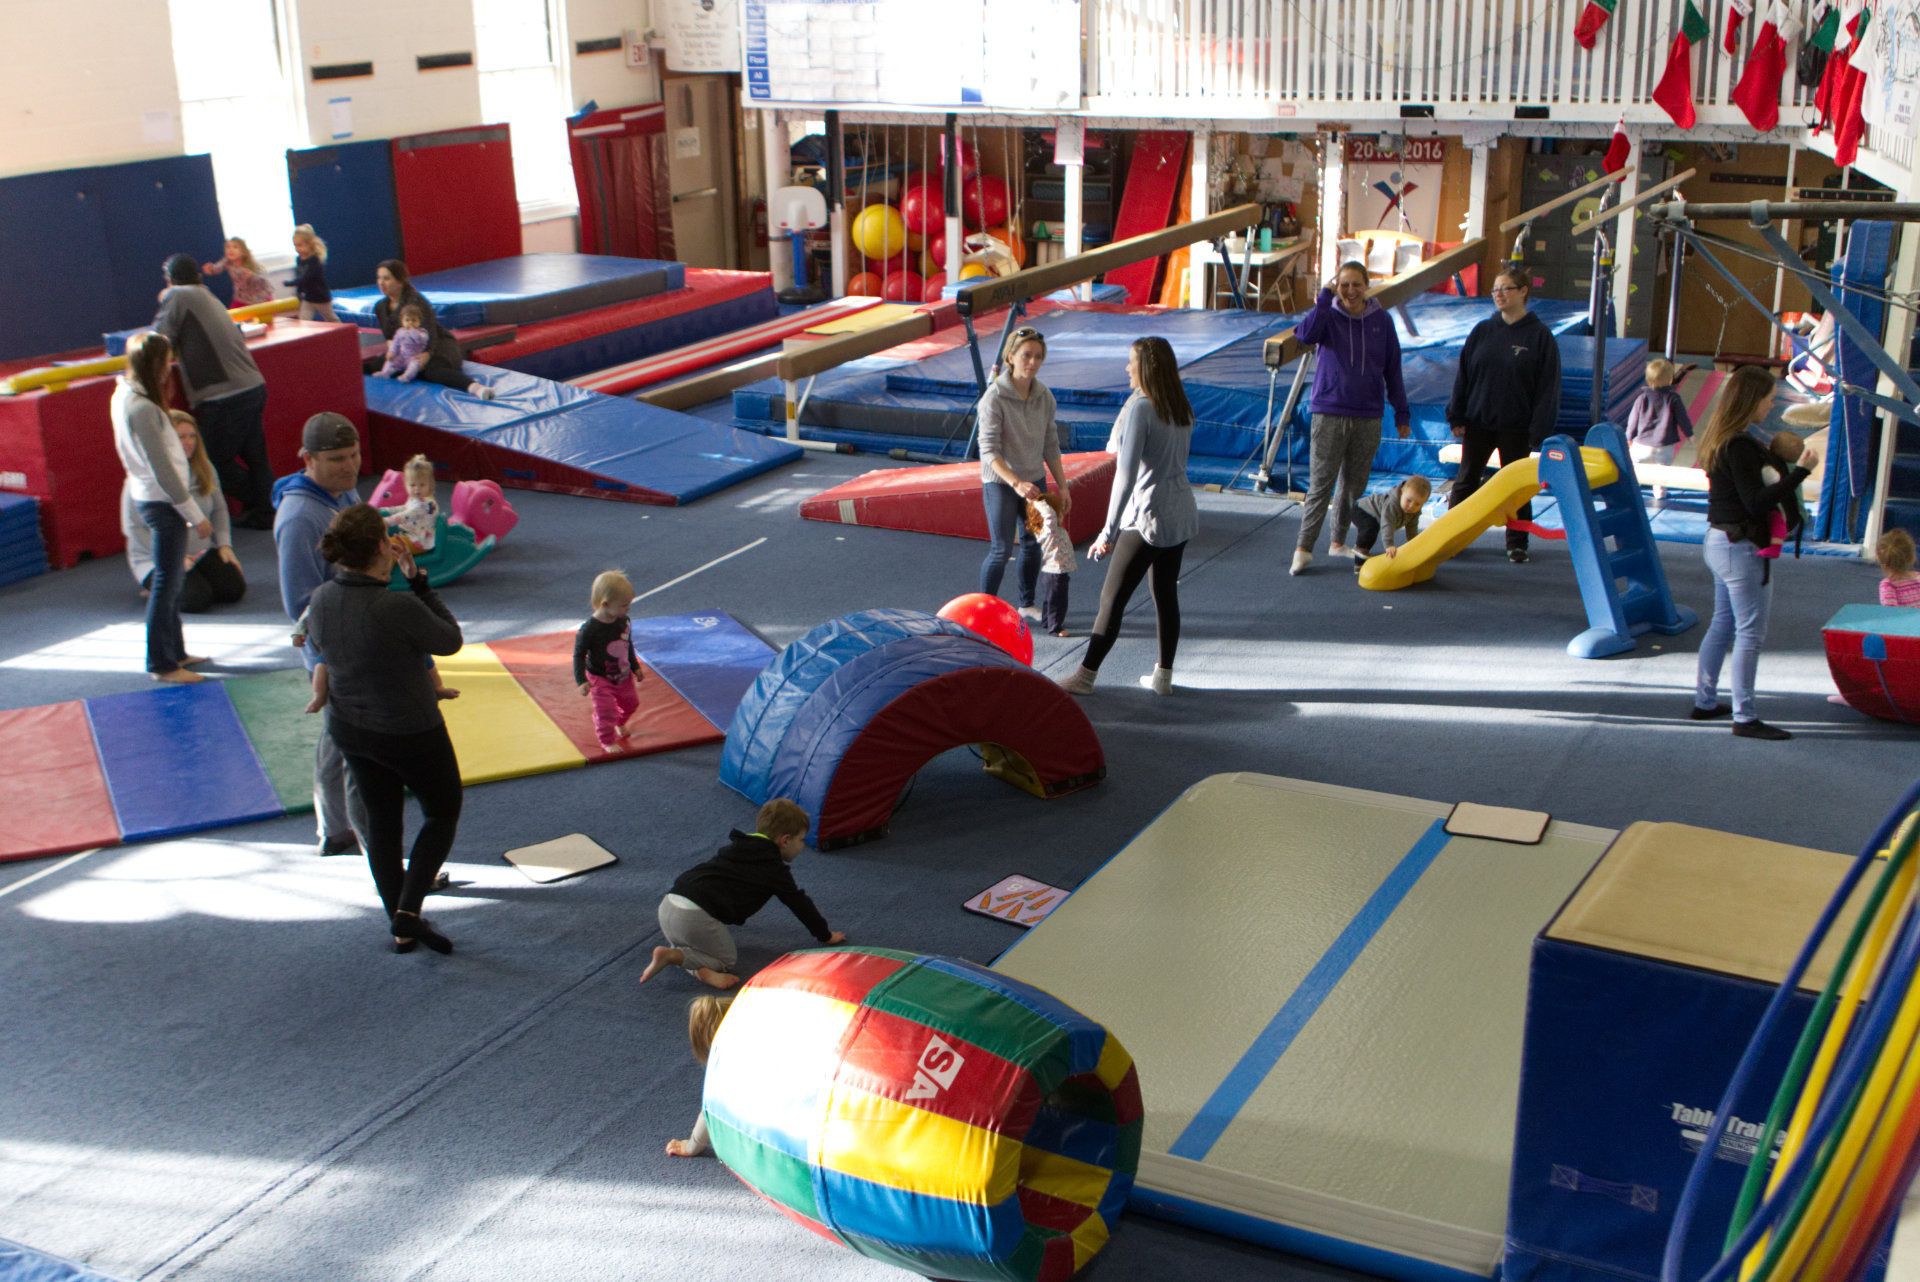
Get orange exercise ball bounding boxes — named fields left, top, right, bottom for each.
left=847, top=271, right=883, bottom=297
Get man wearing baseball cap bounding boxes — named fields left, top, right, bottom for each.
left=274, top=412, right=368, bottom=855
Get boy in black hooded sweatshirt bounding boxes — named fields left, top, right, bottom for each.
left=638, top=798, right=845, bottom=989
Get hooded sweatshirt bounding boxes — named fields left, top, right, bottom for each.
left=272, top=471, right=359, bottom=668
left=671, top=830, right=833, bottom=940
left=1446, top=309, right=1562, bottom=446
left=1293, top=288, right=1412, bottom=425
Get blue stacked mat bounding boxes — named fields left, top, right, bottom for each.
left=0, top=493, right=49, bottom=588
left=331, top=254, right=687, bottom=329
left=1557, top=336, right=1647, bottom=433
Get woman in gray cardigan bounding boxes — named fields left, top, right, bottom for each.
left=305, top=505, right=466, bottom=954
left=1059, top=336, right=1198, bottom=696
left=976, top=326, right=1073, bottom=618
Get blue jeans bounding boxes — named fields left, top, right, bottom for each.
left=1695, top=529, right=1772, bottom=723
left=137, top=501, right=189, bottom=674
left=978, top=478, right=1043, bottom=606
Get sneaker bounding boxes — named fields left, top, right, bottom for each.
left=1732, top=719, right=1793, bottom=741
left=317, top=833, right=360, bottom=857
left=1017, top=605, right=1042, bottom=622
left=1689, top=703, right=1732, bottom=721
left=1507, top=548, right=1530, bottom=564
left=471, top=383, right=496, bottom=400
left=1290, top=549, right=1312, bottom=576
left=1057, top=667, right=1097, bottom=695
left=1138, top=667, right=1174, bottom=695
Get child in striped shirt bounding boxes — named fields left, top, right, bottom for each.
left=1878, top=529, right=1920, bottom=607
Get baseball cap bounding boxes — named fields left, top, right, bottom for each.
left=300, top=412, right=359, bottom=455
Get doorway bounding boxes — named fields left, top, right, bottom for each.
left=663, top=75, right=738, bottom=268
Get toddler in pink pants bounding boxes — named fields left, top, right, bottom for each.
left=574, top=570, right=643, bottom=750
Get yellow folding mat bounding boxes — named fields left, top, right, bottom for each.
left=802, top=303, right=923, bottom=335
left=437, top=643, right=586, bottom=785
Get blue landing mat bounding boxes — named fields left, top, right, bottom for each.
left=331, top=254, right=687, bottom=329
left=493, top=286, right=777, bottom=383
left=84, top=683, right=282, bottom=843
left=629, top=611, right=776, bottom=732
left=365, top=364, right=801, bottom=503
left=0, top=1237, right=126, bottom=1282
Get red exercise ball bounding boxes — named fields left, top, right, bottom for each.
left=938, top=593, right=1034, bottom=666
left=928, top=232, right=951, bottom=271
left=881, top=271, right=925, bottom=303
left=960, top=176, right=1009, bottom=230
left=899, top=178, right=944, bottom=236
left=922, top=273, right=948, bottom=303
left=847, top=271, right=883, bottom=297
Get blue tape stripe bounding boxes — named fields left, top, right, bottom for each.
left=1169, top=818, right=1454, bottom=1161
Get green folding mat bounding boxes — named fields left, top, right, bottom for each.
left=991, top=773, right=1617, bottom=1282
left=222, top=668, right=322, bottom=814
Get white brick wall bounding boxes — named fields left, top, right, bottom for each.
left=565, top=0, right=660, bottom=113
left=0, top=0, right=183, bottom=177
left=296, top=0, right=482, bottom=144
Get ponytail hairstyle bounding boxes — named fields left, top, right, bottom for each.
left=124, top=331, right=172, bottom=407
left=1131, top=336, right=1193, bottom=427
left=317, top=504, right=390, bottom=571
left=1695, top=365, right=1778, bottom=475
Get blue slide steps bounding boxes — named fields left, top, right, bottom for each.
left=1541, top=422, right=1698, bottom=659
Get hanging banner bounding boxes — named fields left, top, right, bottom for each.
left=1859, top=0, right=1919, bottom=137
left=661, top=0, right=744, bottom=73
left=1344, top=139, right=1446, bottom=241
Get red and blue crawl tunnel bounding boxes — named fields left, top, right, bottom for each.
left=703, top=947, right=1142, bottom=1281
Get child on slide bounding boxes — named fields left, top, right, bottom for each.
left=1350, top=474, right=1431, bottom=573
left=638, top=799, right=845, bottom=991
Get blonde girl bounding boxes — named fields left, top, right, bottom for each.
left=200, top=237, right=274, bottom=307
left=289, top=224, right=339, bottom=322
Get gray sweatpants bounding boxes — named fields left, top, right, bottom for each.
left=314, top=711, right=369, bottom=844
left=658, top=894, right=737, bottom=975
left=1297, top=413, right=1382, bottom=553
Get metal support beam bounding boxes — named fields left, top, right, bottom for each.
left=1648, top=200, right=1920, bottom=224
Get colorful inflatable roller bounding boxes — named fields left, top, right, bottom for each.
left=1825, top=604, right=1920, bottom=724
left=720, top=610, right=1105, bottom=848
left=703, top=946, right=1141, bottom=1282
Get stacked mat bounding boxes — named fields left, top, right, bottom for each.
left=331, top=254, right=687, bottom=329
left=1556, top=337, right=1647, bottom=434
left=0, top=612, right=775, bottom=864
left=0, top=492, right=49, bottom=588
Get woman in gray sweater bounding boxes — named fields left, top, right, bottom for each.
left=976, top=326, right=1072, bottom=619
left=1059, top=336, right=1198, bottom=696
left=305, top=505, right=466, bottom=954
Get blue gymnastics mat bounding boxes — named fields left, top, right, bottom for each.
left=84, top=683, right=283, bottom=843
left=287, top=140, right=401, bottom=291
left=629, top=611, right=777, bottom=732
left=331, top=254, right=687, bottom=329
left=366, top=364, right=801, bottom=503
left=0, top=1236, right=126, bottom=1282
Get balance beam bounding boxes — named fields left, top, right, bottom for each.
left=1262, top=239, right=1487, bottom=369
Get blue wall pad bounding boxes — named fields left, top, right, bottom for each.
left=1817, top=220, right=1896, bottom=541
left=0, top=1236, right=128, bottom=1282
left=629, top=611, right=776, bottom=732
left=365, top=364, right=800, bottom=502
left=0, top=154, right=227, bottom=360
left=332, top=254, right=687, bottom=329
left=287, top=140, right=403, bottom=292
left=84, top=683, right=283, bottom=843
left=492, top=286, right=777, bottom=383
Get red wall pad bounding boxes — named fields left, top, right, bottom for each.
left=800, top=451, right=1116, bottom=545
left=0, top=322, right=365, bottom=567
left=0, top=702, right=120, bottom=862
left=1105, top=132, right=1191, bottom=305
left=1824, top=604, right=1920, bottom=724
left=391, top=125, right=521, bottom=276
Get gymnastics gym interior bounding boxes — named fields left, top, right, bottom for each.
left=5, top=3, right=1920, bottom=1281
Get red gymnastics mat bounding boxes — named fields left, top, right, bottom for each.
left=800, top=451, right=1117, bottom=544
left=0, top=702, right=119, bottom=862
left=486, top=631, right=725, bottom=758
left=473, top=270, right=775, bottom=374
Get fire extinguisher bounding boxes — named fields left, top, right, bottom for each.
left=750, top=196, right=768, bottom=249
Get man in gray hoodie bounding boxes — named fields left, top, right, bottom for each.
left=152, top=254, right=273, bottom=528
left=273, top=413, right=367, bottom=856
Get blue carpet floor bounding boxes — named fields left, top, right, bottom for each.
left=0, top=444, right=1907, bottom=1282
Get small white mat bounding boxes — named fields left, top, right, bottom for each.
left=1446, top=802, right=1550, bottom=845
left=504, top=834, right=617, bottom=884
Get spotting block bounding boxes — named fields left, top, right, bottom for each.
left=1825, top=603, right=1920, bottom=724
left=800, top=451, right=1115, bottom=544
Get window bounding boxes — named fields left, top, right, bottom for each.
left=475, top=0, right=576, bottom=211
left=168, top=0, right=300, bottom=254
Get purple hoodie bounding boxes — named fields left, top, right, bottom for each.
left=1294, top=288, right=1411, bottom=425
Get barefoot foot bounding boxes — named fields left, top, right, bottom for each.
left=639, top=945, right=683, bottom=984
left=695, top=967, right=741, bottom=990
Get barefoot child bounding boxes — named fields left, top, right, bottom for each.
left=665, top=995, right=734, bottom=1157
left=1027, top=493, right=1076, bottom=636
left=573, top=570, right=644, bottom=751
left=639, top=798, right=845, bottom=990
left=1879, top=529, right=1920, bottom=607
left=1351, top=474, right=1431, bottom=572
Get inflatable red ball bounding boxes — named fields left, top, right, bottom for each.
left=881, top=271, right=925, bottom=303
left=847, top=271, right=883, bottom=297
left=960, top=176, right=1009, bottom=230
left=899, top=179, right=944, bottom=236
left=922, top=273, right=948, bottom=303
left=937, top=593, right=1034, bottom=666
left=928, top=232, right=951, bottom=272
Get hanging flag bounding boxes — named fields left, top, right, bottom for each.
left=1575, top=0, right=1619, bottom=49
left=1603, top=117, right=1631, bottom=172
left=1651, top=1, right=1711, bottom=129
left=1831, top=4, right=1874, bottom=164
left=1725, top=0, right=1753, bottom=54
left=1730, top=4, right=1795, bottom=131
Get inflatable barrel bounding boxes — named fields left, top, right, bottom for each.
left=703, top=947, right=1142, bottom=1281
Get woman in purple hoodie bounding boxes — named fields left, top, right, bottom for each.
left=1289, top=262, right=1411, bottom=575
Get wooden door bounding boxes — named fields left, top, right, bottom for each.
left=663, top=75, right=737, bottom=268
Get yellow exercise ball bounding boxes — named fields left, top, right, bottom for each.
left=852, top=204, right=907, bottom=260
left=959, top=262, right=991, bottom=279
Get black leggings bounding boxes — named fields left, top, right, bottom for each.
left=415, top=358, right=473, bottom=391
left=1083, top=531, right=1186, bottom=672
left=329, top=717, right=464, bottom=919
left=144, top=553, right=246, bottom=614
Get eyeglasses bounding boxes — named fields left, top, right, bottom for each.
left=1490, top=285, right=1522, bottom=295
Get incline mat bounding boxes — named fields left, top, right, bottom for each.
left=365, top=363, right=801, bottom=505
left=992, top=773, right=1615, bottom=1282
left=801, top=452, right=1117, bottom=544
left=0, top=614, right=777, bottom=864
left=332, top=253, right=685, bottom=329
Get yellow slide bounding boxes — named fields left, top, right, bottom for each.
left=1358, top=447, right=1618, bottom=590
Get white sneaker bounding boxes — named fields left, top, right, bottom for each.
left=1017, top=605, right=1042, bottom=622
left=1328, top=542, right=1351, bottom=557
left=471, top=383, right=496, bottom=400
left=1057, top=667, right=1097, bottom=695
left=1290, top=549, right=1312, bottom=576
left=1138, top=666, right=1174, bottom=695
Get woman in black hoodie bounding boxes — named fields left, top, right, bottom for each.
left=1445, top=268, right=1562, bottom=562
